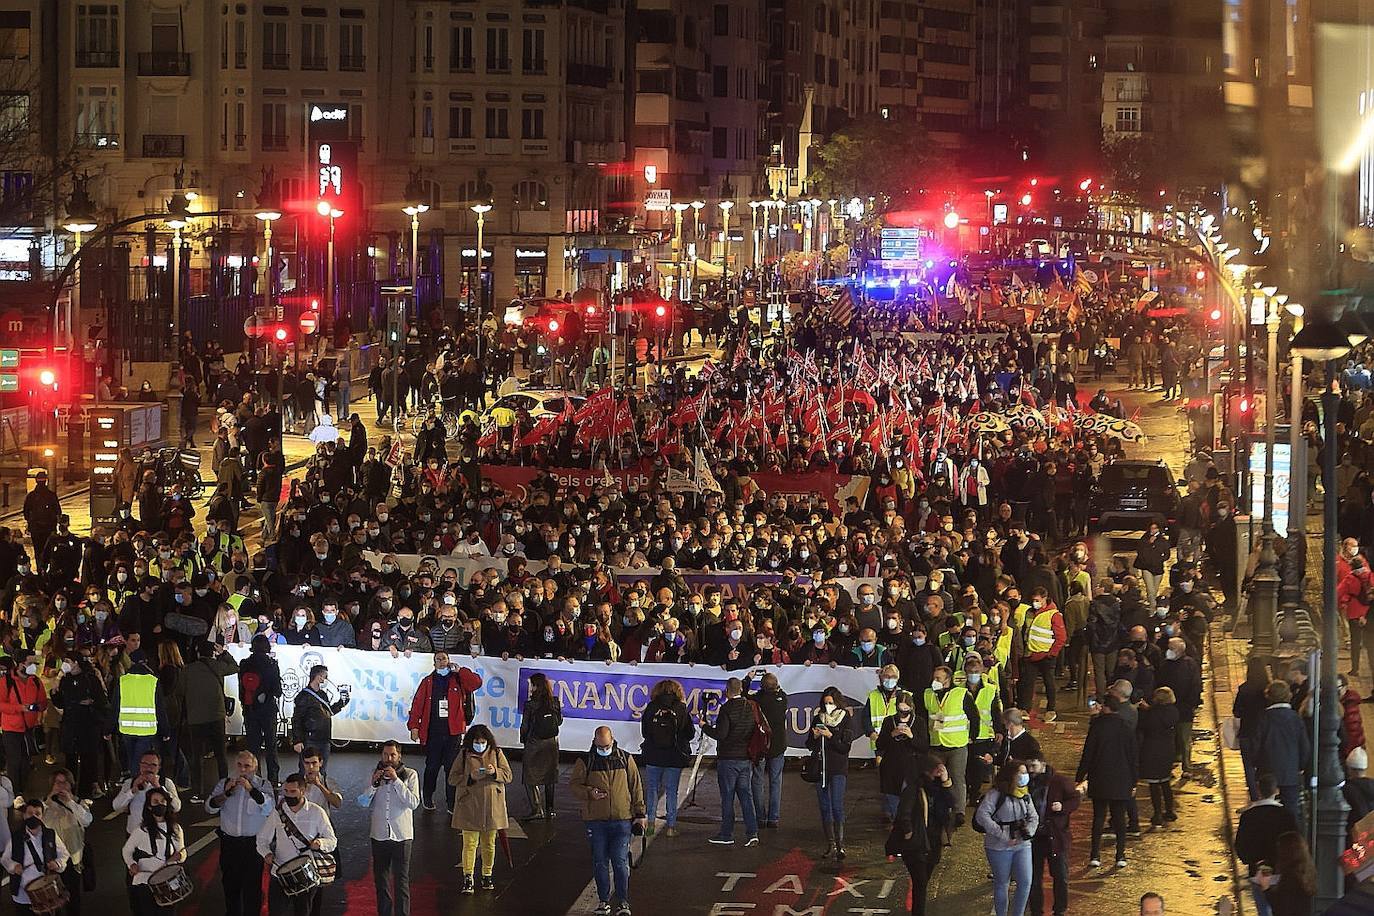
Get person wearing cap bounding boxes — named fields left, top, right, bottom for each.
left=1345, top=746, right=1374, bottom=837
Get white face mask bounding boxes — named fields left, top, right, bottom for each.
left=931, top=680, right=943, bottom=691
left=822, top=702, right=836, bottom=714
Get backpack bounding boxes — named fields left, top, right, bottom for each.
left=745, top=700, right=772, bottom=764
left=645, top=704, right=680, bottom=751
left=528, top=699, right=560, bottom=741
left=1361, top=575, right=1374, bottom=608
left=240, top=670, right=261, bottom=707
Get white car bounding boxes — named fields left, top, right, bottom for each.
left=481, top=389, right=585, bottom=425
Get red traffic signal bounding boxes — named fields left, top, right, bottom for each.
left=654, top=304, right=668, bottom=319
left=309, top=298, right=321, bottom=311
left=1195, top=268, right=1207, bottom=282
left=1239, top=396, right=1251, bottom=413
left=38, top=369, right=56, bottom=389
left=1209, top=307, right=1223, bottom=322
left=547, top=318, right=561, bottom=333
left=273, top=326, right=289, bottom=343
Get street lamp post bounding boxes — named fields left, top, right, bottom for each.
left=62, top=182, right=98, bottom=403
left=1291, top=318, right=1354, bottom=910
left=403, top=173, right=431, bottom=327
left=471, top=200, right=492, bottom=358
left=1262, top=290, right=1281, bottom=529
left=718, top=200, right=733, bottom=290
left=690, top=201, right=704, bottom=297
left=1286, top=302, right=1306, bottom=596
left=670, top=202, right=689, bottom=300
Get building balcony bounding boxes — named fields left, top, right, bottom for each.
left=262, top=52, right=290, bottom=70
left=301, top=55, right=327, bottom=71
left=339, top=54, right=365, bottom=71
left=261, top=134, right=288, bottom=151
left=142, top=134, right=185, bottom=157
left=75, top=132, right=120, bottom=150
left=138, top=52, right=191, bottom=77
left=521, top=139, right=551, bottom=155
left=1112, top=88, right=1152, bottom=101
left=76, top=50, right=119, bottom=68
left=568, top=62, right=611, bottom=87
left=523, top=58, right=547, bottom=75
left=451, top=56, right=475, bottom=72
left=570, top=0, right=610, bottom=12
left=487, top=57, right=511, bottom=73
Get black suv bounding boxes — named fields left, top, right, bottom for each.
left=1087, top=460, right=1182, bottom=536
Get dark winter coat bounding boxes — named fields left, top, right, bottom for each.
left=1256, top=703, right=1311, bottom=788
left=1029, top=766, right=1081, bottom=858
left=638, top=695, right=695, bottom=769
left=1075, top=711, right=1138, bottom=800
left=876, top=713, right=928, bottom=796
left=1136, top=702, right=1179, bottom=781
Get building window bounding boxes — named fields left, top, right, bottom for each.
left=421, top=24, right=433, bottom=71
left=714, top=5, right=729, bottom=36
left=786, top=22, right=800, bottom=52
left=262, top=21, right=288, bottom=69
left=521, top=28, right=544, bottom=73
left=712, top=126, right=727, bottom=158
left=301, top=21, right=326, bottom=69
left=339, top=21, right=364, bottom=70
left=450, top=26, right=473, bottom=71
left=922, top=77, right=968, bottom=99
left=0, top=93, right=28, bottom=136
left=448, top=106, right=472, bottom=138
left=713, top=65, right=728, bottom=97
left=484, top=107, right=508, bottom=138
left=512, top=179, right=548, bottom=209
left=76, top=5, right=119, bottom=68
left=75, top=86, right=118, bottom=147
left=261, top=102, right=287, bottom=149
left=485, top=27, right=509, bottom=72
left=0, top=11, right=29, bottom=61
left=520, top=107, right=544, bottom=139
left=235, top=100, right=246, bottom=148
left=1115, top=106, right=1141, bottom=132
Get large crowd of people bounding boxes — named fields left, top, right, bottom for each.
left=0, top=274, right=1341, bottom=916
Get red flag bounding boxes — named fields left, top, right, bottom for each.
left=668, top=389, right=708, bottom=427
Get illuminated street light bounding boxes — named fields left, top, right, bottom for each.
left=943, top=211, right=960, bottom=230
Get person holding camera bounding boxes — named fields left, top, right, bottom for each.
left=291, top=665, right=349, bottom=776
left=974, top=759, right=1040, bottom=916
left=357, top=740, right=420, bottom=916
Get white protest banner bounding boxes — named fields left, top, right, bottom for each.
left=225, top=645, right=878, bottom=758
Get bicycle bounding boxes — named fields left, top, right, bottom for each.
left=408, top=399, right=461, bottom=439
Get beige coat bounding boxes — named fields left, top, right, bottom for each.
left=449, top=747, right=512, bottom=832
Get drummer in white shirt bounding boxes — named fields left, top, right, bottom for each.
left=257, top=773, right=338, bottom=916
left=121, top=786, right=186, bottom=916
left=1, top=798, right=70, bottom=914
left=207, top=751, right=274, bottom=916
left=112, top=751, right=182, bottom=834
left=42, top=770, right=92, bottom=916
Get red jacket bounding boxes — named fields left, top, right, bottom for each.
left=0, top=673, right=46, bottom=732
left=1343, top=688, right=1367, bottom=760
left=1339, top=570, right=1372, bottom=621
left=407, top=666, right=483, bottom=740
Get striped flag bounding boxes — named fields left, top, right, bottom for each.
left=1072, top=266, right=1094, bottom=298
left=830, top=287, right=855, bottom=327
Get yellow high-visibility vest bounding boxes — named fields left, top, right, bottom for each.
left=118, top=673, right=158, bottom=736
left=1026, top=609, right=1058, bottom=654
left=970, top=682, right=998, bottom=740
left=867, top=687, right=910, bottom=749
left=923, top=686, right=969, bottom=748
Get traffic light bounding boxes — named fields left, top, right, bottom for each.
left=547, top=317, right=561, bottom=334
left=654, top=303, right=668, bottom=320
left=309, top=297, right=321, bottom=312
left=1195, top=267, right=1207, bottom=282
left=273, top=326, right=289, bottom=344
left=38, top=369, right=56, bottom=390
left=1078, top=178, right=1093, bottom=191
left=1209, top=306, right=1223, bottom=323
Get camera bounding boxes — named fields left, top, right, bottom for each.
left=1008, top=819, right=1032, bottom=843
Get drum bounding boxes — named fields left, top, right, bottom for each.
left=276, top=854, right=321, bottom=896
left=312, top=851, right=337, bottom=885
left=25, top=873, right=69, bottom=916
left=148, top=864, right=194, bottom=907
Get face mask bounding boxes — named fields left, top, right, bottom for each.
left=1180, top=581, right=1193, bottom=592
left=595, top=745, right=613, bottom=757
left=399, top=617, right=413, bottom=629
left=914, top=636, right=926, bottom=646
left=1016, top=772, right=1030, bottom=787
left=1165, top=649, right=1180, bottom=661
left=1164, top=625, right=1176, bottom=636
left=60, top=662, right=72, bottom=675
left=728, top=629, right=742, bottom=641
left=24, top=664, right=36, bottom=676
left=287, top=795, right=304, bottom=808
left=931, top=680, right=944, bottom=692
left=967, top=671, right=982, bottom=685
left=823, top=702, right=836, bottom=713
left=1155, top=607, right=1168, bottom=618
left=471, top=741, right=489, bottom=754
left=860, top=640, right=876, bottom=653
left=813, top=632, right=826, bottom=645
left=1032, top=599, right=1044, bottom=610
left=117, top=572, right=128, bottom=583
left=96, top=611, right=109, bottom=622
left=880, top=677, right=897, bottom=690
left=962, top=636, right=975, bottom=647
left=837, top=623, right=851, bottom=634
left=147, top=804, right=167, bottom=818
left=23, top=817, right=40, bottom=832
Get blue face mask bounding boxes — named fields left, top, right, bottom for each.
left=435, top=667, right=451, bottom=677
left=323, top=612, right=338, bottom=624
left=1016, top=772, right=1030, bottom=787
left=595, top=745, right=613, bottom=757
left=880, top=677, right=897, bottom=690
left=471, top=741, right=488, bottom=754
left=967, top=672, right=982, bottom=685
left=860, top=641, right=876, bottom=653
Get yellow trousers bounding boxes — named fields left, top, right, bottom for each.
left=461, top=829, right=497, bottom=876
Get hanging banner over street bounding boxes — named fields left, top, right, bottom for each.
left=224, top=645, right=878, bottom=757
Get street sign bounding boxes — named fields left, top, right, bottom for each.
left=299, top=313, right=318, bottom=335
left=645, top=190, right=671, bottom=212
left=0, top=374, right=16, bottom=392
left=0, top=349, right=18, bottom=368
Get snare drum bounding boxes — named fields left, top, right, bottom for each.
left=312, top=851, right=337, bottom=885
left=276, top=854, right=321, bottom=896
left=24, top=873, right=69, bottom=916
left=148, top=863, right=194, bottom=907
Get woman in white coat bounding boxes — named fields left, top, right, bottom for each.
left=122, top=786, right=186, bottom=915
